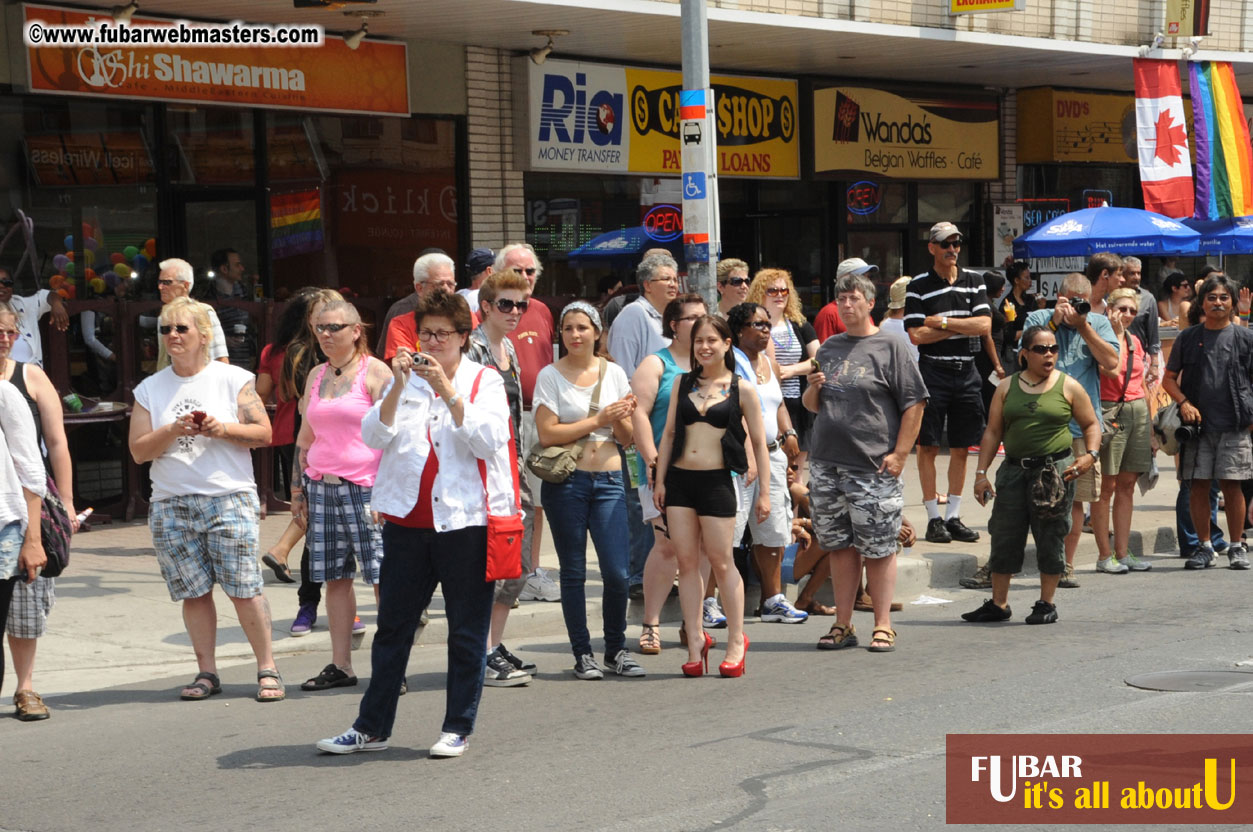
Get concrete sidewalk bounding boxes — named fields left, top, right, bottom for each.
left=7, top=451, right=1187, bottom=702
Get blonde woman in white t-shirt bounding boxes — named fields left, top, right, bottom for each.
left=533, top=302, right=640, bottom=681
left=128, top=297, right=281, bottom=703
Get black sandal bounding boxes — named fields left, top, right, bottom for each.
left=301, top=663, right=358, bottom=691
left=180, top=671, right=221, bottom=701
left=262, top=554, right=295, bottom=583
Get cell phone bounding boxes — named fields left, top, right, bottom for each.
left=190, top=410, right=206, bottom=425
left=810, top=357, right=820, bottom=372
left=980, top=488, right=994, bottom=502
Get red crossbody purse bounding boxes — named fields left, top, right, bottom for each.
left=470, top=369, right=524, bottom=581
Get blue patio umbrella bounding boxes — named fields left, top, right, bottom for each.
left=568, top=226, right=681, bottom=262
left=1012, top=207, right=1200, bottom=259
left=1180, top=217, right=1253, bottom=254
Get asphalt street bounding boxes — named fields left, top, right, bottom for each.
left=3, top=547, right=1250, bottom=832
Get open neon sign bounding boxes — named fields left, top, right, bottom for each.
left=643, top=204, right=683, bottom=242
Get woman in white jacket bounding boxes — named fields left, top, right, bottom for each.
left=316, top=290, right=515, bottom=760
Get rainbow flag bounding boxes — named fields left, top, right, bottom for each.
left=1188, top=61, right=1253, bottom=219
left=271, top=189, right=323, bottom=259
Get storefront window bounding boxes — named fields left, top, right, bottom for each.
left=167, top=107, right=255, bottom=186
left=917, top=182, right=977, bottom=225
left=844, top=181, right=908, bottom=226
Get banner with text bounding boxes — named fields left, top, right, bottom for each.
left=519, top=58, right=798, bottom=179
left=950, top=0, right=1026, bottom=14
left=813, top=86, right=999, bottom=180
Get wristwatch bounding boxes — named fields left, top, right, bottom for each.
left=446, top=393, right=461, bottom=408
left=1085, top=449, right=1099, bottom=461
left=941, top=317, right=949, bottom=330
left=975, top=469, right=987, bottom=476
left=782, top=429, right=798, bottom=440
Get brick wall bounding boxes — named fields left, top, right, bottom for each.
left=465, top=46, right=526, bottom=250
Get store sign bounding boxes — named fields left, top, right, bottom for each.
left=519, top=58, right=798, bottom=179
left=1166, top=0, right=1210, bottom=36
left=992, top=203, right=1022, bottom=267
left=22, top=3, right=410, bottom=116
left=333, top=169, right=457, bottom=251
left=845, top=180, right=883, bottom=216
left=812, top=86, right=999, bottom=180
left=24, top=131, right=153, bottom=186
left=642, top=204, right=683, bottom=243
left=1016, top=88, right=1136, bottom=164
left=950, top=0, right=1026, bottom=13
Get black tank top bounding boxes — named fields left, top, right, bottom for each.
left=670, top=373, right=748, bottom=475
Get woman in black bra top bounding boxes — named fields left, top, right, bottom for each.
left=653, top=315, right=771, bottom=678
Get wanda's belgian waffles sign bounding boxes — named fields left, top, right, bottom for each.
left=22, top=3, right=410, bottom=116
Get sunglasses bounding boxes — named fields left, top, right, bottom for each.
left=746, top=321, right=772, bottom=332
left=159, top=324, right=191, bottom=335
left=315, top=323, right=352, bottom=334
left=510, top=267, right=538, bottom=277
left=720, top=277, right=749, bottom=288
left=1027, top=344, right=1060, bottom=355
left=157, top=279, right=176, bottom=287
left=937, top=239, right=962, bottom=249
left=494, top=298, right=530, bottom=314
left=0, top=279, right=13, bottom=288
left=765, top=287, right=789, bottom=297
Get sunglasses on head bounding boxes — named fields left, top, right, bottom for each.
left=937, top=239, right=962, bottom=249
left=765, top=287, right=789, bottom=297
left=720, top=277, right=749, bottom=288
left=1027, top=344, right=1060, bottom=355
left=494, top=298, right=530, bottom=313
left=159, top=324, right=191, bottom=335
left=315, top=323, right=352, bottom=334
left=511, top=267, right=538, bottom=277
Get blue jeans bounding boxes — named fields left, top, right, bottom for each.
left=353, top=524, right=493, bottom=739
left=1175, top=479, right=1227, bottom=555
left=620, top=448, right=654, bottom=585
left=542, top=470, right=630, bottom=660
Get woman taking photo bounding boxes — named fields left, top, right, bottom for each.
left=746, top=269, right=818, bottom=473
left=1158, top=271, right=1192, bottom=327
left=292, top=301, right=391, bottom=691
left=128, top=298, right=280, bottom=701
left=1092, top=288, right=1154, bottom=575
left=316, top=290, right=514, bottom=758
left=964, top=325, right=1100, bottom=626
left=534, top=302, right=643, bottom=680
left=630, top=293, right=707, bottom=653
left=654, top=315, right=771, bottom=678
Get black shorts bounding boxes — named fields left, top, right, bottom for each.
left=917, top=357, right=986, bottom=448
left=664, top=467, right=737, bottom=517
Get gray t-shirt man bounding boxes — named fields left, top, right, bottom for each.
left=810, top=330, right=929, bottom=473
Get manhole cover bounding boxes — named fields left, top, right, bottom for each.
left=1125, top=670, right=1253, bottom=692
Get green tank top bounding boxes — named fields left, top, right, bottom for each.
left=1002, top=371, right=1073, bottom=460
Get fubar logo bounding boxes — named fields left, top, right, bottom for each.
left=537, top=71, right=623, bottom=146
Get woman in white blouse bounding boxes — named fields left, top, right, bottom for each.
left=316, top=290, right=515, bottom=760
left=0, top=381, right=46, bottom=693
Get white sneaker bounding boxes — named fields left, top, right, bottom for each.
left=760, top=594, right=809, bottom=623
left=316, top=727, right=388, bottom=755
left=518, top=568, right=561, bottom=602
left=702, top=596, right=728, bottom=629
left=1096, top=556, right=1129, bottom=574
left=429, top=732, right=469, bottom=758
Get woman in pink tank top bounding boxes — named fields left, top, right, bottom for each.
left=292, top=301, right=392, bottom=691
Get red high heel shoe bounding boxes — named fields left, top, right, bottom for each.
left=681, top=630, right=715, bottom=677
left=719, top=634, right=750, bottom=678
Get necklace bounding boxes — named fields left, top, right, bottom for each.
left=1020, top=371, right=1048, bottom=388
left=694, top=378, right=730, bottom=401
left=329, top=356, right=355, bottom=376
left=752, top=354, right=767, bottom=384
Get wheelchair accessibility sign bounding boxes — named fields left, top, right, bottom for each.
left=683, top=172, right=706, bottom=200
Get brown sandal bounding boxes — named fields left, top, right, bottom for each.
left=854, top=595, right=903, bottom=613
left=14, top=689, right=50, bottom=721
left=868, top=627, right=897, bottom=653
left=816, top=623, right=858, bottom=650
left=801, top=601, right=837, bottom=616
left=639, top=623, right=661, bottom=655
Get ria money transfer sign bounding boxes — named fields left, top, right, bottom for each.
left=519, top=58, right=798, bottom=179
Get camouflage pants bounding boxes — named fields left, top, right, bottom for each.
left=809, top=461, right=903, bottom=559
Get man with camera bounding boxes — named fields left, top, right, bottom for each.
left=1162, top=272, right=1253, bottom=571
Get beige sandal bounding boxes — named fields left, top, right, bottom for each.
left=868, top=627, right=897, bottom=653
left=639, top=624, right=661, bottom=655
left=816, top=623, right=858, bottom=650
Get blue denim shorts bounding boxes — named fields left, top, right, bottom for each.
left=0, top=520, right=21, bottom=580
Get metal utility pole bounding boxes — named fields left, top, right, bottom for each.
left=680, top=0, right=720, bottom=309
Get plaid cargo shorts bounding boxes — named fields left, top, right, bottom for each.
left=149, top=491, right=262, bottom=601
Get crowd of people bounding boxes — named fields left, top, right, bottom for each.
left=1, top=223, right=1251, bottom=755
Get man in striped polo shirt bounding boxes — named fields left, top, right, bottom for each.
left=904, top=222, right=991, bottom=544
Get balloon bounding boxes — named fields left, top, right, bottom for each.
left=82, top=249, right=95, bottom=267
left=103, top=270, right=119, bottom=288
left=64, top=235, right=74, bottom=250
left=122, top=245, right=139, bottom=259
left=63, top=263, right=75, bottom=277
left=64, top=251, right=74, bottom=261
left=110, top=252, right=125, bottom=265
left=62, top=284, right=76, bottom=299
left=84, top=268, right=98, bottom=281
left=53, top=254, right=68, bottom=270
left=84, top=236, right=99, bottom=251
left=55, top=288, right=68, bottom=299
left=49, top=274, right=65, bottom=289
left=81, top=222, right=94, bottom=240
left=132, top=254, right=148, bottom=272
left=114, top=264, right=132, bottom=278
left=144, top=238, right=156, bottom=258
left=90, top=277, right=106, bottom=294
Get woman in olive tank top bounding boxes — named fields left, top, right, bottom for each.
left=963, top=326, right=1101, bottom=626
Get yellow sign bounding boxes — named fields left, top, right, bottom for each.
left=1165, top=0, right=1210, bottom=37
left=812, top=87, right=999, bottom=180
left=950, top=0, right=1025, bottom=14
left=1017, top=88, right=1136, bottom=164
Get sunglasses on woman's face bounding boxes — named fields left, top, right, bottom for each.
left=159, top=324, right=191, bottom=335
left=720, top=277, right=749, bottom=288
left=495, top=298, right=530, bottom=313
left=765, top=287, right=789, bottom=297
left=1027, top=344, right=1060, bottom=355
left=315, top=323, right=352, bottom=334
left=746, top=321, right=772, bottom=332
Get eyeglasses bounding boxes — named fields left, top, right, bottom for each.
left=746, top=321, right=772, bottom=332
left=418, top=328, right=461, bottom=344
left=315, top=323, right=352, bottom=334
left=937, top=239, right=963, bottom=249
left=1112, top=306, right=1138, bottom=315
left=1027, top=344, right=1060, bottom=355
left=720, top=277, right=749, bottom=288
left=649, top=275, right=679, bottom=284
left=0, top=329, right=19, bottom=339
left=159, top=324, right=191, bottom=335
left=676, top=315, right=703, bottom=324
left=157, top=279, right=176, bottom=287
left=0, top=279, right=13, bottom=288
left=494, top=298, right=530, bottom=314
left=765, top=287, right=789, bottom=297
left=510, top=267, right=538, bottom=277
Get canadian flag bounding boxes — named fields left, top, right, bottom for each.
left=1134, top=59, right=1195, bottom=218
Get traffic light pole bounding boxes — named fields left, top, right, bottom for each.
left=680, top=0, right=720, bottom=310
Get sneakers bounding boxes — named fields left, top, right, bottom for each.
left=290, top=603, right=317, bottom=636
left=429, top=732, right=469, bottom=758
left=352, top=616, right=366, bottom=633
left=316, top=727, right=388, bottom=755
left=573, top=653, right=604, bottom=680
left=1096, top=556, right=1129, bottom=574
left=496, top=643, right=537, bottom=673
left=760, top=594, right=809, bottom=624
left=1121, top=553, right=1153, bottom=572
left=1057, top=563, right=1080, bottom=588
left=1228, top=543, right=1250, bottom=570
left=945, top=517, right=980, bottom=543
left=959, top=563, right=992, bottom=589
left=519, top=568, right=561, bottom=602
left=961, top=599, right=1012, bottom=622
left=628, top=583, right=645, bottom=601
left=703, top=596, right=728, bottom=629
left=607, top=648, right=646, bottom=677
left=484, top=647, right=532, bottom=687
left=1025, top=600, right=1059, bottom=625
left=925, top=517, right=952, bottom=543
left=1185, top=547, right=1215, bottom=570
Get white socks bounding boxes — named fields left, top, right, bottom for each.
left=924, top=499, right=941, bottom=520
left=945, top=495, right=962, bottom=521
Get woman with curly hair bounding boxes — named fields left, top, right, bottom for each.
left=747, top=268, right=818, bottom=474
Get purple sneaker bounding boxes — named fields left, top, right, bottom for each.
left=352, top=616, right=366, bottom=634
left=290, top=604, right=317, bottom=637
